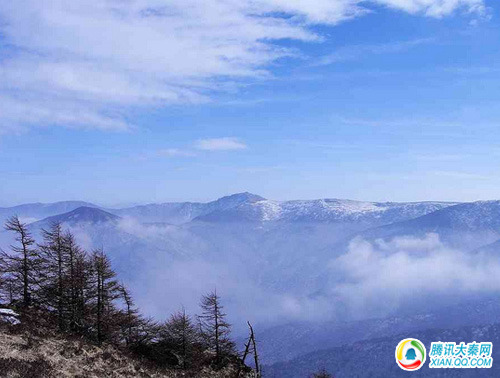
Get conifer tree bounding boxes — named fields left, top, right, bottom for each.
left=63, top=231, right=89, bottom=333
left=118, top=284, right=144, bottom=346
left=39, top=222, right=67, bottom=331
left=165, top=308, right=200, bottom=369
left=0, top=216, right=41, bottom=308
left=90, top=249, right=121, bottom=344
left=198, top=290, right=235, bottom=366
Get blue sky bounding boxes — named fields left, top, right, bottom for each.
left=0, top=0, right=499, bottom=206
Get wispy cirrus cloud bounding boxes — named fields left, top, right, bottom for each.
left=374, top=0, right=487, bottom=18
left=0, top=0, right=486, bottom=133
left=157, top=148, right=197, bottom=158
left=135, top=137, right=248, bottom=161
left=316, top=38, right=435, bottom=65
left=134, top=147, right=197, bottom=161
left=195, top=137, right=248, bottom=151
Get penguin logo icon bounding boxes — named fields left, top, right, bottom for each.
left=395, top=338, right=426, bottom=371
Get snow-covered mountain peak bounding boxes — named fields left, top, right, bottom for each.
left=3, top=194, right=458, bottom=226
left=213, top=192, right=266, bottom=206
left=194, top=197, right=457, bottom=224
left=283, top=198, right=385, bottom=215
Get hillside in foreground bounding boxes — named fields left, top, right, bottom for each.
left=0, top=326, right=247, bottom=378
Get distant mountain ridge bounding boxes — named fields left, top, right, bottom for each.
left=358, top=200, right=500, bottom=250
left=0, top=193, right=459, bottom=226
left=193, top=197, right=456, bottom=224
left=369, top=200, right=500, bottom=232
left=32, top=206, right=120, bottom=227
left=0, top=201, right=99, bottom=223
left=111, top=192, right=266, bottom=224
left=107, top=192, right=458, bottom=225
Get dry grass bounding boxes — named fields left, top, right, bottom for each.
left=0, top=327, right=251, bottom=378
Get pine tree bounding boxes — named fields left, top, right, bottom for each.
left=62, top=231, right=89, bottom=333
left=164, top=308, right=200, bottom=369
left=118, top=284, right=143, bottom=346
left=198, top=290, right=235, bottom=367
left=39, top=222, right=67, bottom=331
left=90, top=249, right=121, bottom=344
left=0, top=216, right=42, bottom=309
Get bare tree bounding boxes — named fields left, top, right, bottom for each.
left=198, top=290, right=235, bottom=367
left=0, top=216, right=41, bottom=308
left=238, top=322, right=260, bottom=378
left=249, top=322, right=260, bottom=377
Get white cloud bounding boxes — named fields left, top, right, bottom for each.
left=134, top=138, right=246, bottom=161
left=195, top=137, right=248, bottom=151
left=316, top=38, right=434, bottom=65
left=157, top=148, right=196, bottom=157
left=374, top=0, right=486, bottom=18
left=0, top=94, right=130, bottom=133
left=330, top=234, right=500, bottom=318
left=0, top=0, right=486, bottom=132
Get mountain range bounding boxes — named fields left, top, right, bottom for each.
left=1, top=193, right=500, bottom=376
left=0, top=192, right=456, bottom=226
left=0, top=200, right=98, bottom=224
